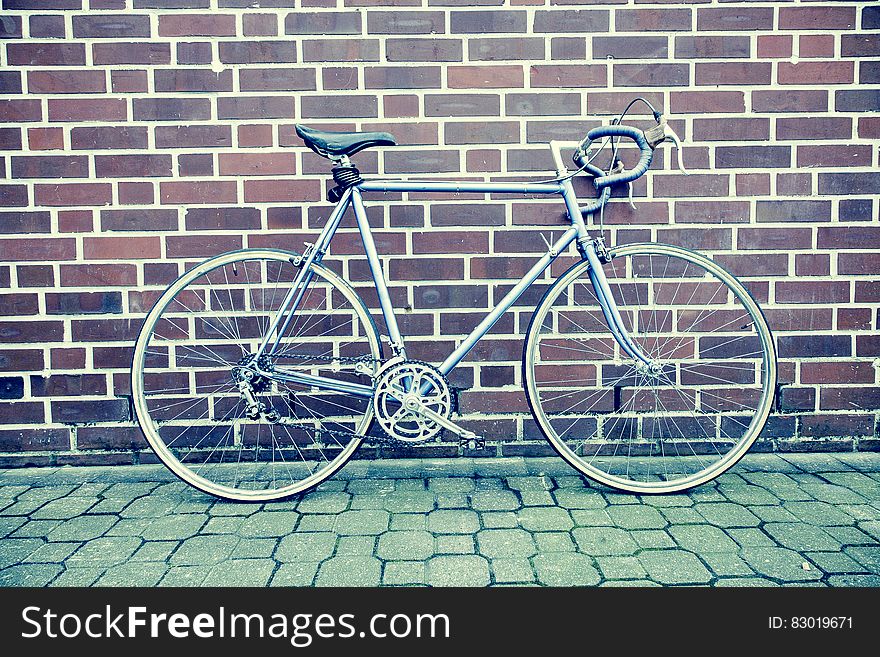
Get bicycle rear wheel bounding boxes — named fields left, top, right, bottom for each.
left=524, top=243, right=776, bottom=494
left=131, top=249, right=382, bottom=501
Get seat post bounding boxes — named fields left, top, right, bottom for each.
left=327, top=155, right=362, bottom=203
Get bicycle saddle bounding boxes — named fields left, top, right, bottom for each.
left=295, top=125, right=397, bottom=159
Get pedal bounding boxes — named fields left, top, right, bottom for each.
left=459, top=436, right=486, bottom=451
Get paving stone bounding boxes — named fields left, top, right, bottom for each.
left=604, top=493, right=641, bottom=505
left=138, top=514, right=207, bottom=540
left=856, top=521, right=880, bottom=541
left=805, top=551, right=867, bottom=575
left=631, top=530, right=676, bottom=550
left=659, top=507, right=705, bottom=525
left=533, top=553, right=600, bottom=586
left=296, top=491, right=350, bottom=514
left=799, top=483, right=866, bottom=505
left=427, top=509, right=479, bottom=534
left=0, top=516, right=27, bottom=538
left=383, top=490, right=436, bottom=513
left=646, top=494, right=693, bottom=508
left=232, top=538, right=277, bottom=559
left=519, top=491, right=556, bottom=506
left=270, top=562, right=320, bottom=586
left=491, top=557, right=535, bottom=584
left=332, top=535, right=373, bottom=556
left=701, top=552, right=754, bottom=577
left=715, top=577, right=778, bottom=587
left=694, top=502, right=760, bottom=528
left=158, top=566, right=211, bottom=587
left=823, top=525, right=875, bottom=546
left=687, top=487, right=726, bottom=503
left=601, top=579, right=661, bottom=587
left=46, top=515, right=117, bottom=542
left=0, top=500, right=50, bottom=516
left=505, top=476, right=553, bottom=492
left=383, top=561, right=425, bottom=585
left=470, top=490, right=520, bottom=511
left=238, top=511, right=299, bottom=537
left=131, top=541, right=177, bottom=562
left=170, top=534, right=240, bottom=565
left=389, top=514, right=425, bottom=531
left=821, top=472, right=880, bottom=497
left=296, top=514, right=337, bottom=531
left=750, top=505, right=798, bottom=523
left=668, top=525, right=739, bottom=552
left=31, top=497, right=98, bottom=520
left=572, top=527, right=638, bottom=556
left=203, top=516, right=244, bottom=534
left=18, top=486, right=77, bottom=503
left=12, top=519, right=60, bottom=538
left=119, top=496, right=178, bottom=518
left=729, top=527, right=777, bottom=548
left=553, top=489, right=607, bottom=509
left=436, top=493, right=469, bottom=508
left=597, top=556, right=646, bottom=580
left=516, top=507, right=573, bottom=531
left=826, top=574, right=880, bottom=586
left=606, top=505, right=667, bottom=530
left=377, top=531, right=434, bottom=560
left=202, top=559, right=275, bottom=586
left=102, top=482, right=158, bottom=499
left=843, top=546, right=880, bottom=574
left=477, top=529, right=536, bottom=558
left=0, top=563, right=63, bottom=586
left=740, top=547, right=823, bottom=581
left=95, top=562, right=167, bottom=587
left=316, top=556, right=381, bottom=586
left=717, top=485, right=779, bottom=506
left=435, top=535, right=474, bottom=554
left=763, top=523, right=842, bottom=552
left=482, top=511, right=518, bottom=529
left=428, top=478, right=475, bottom=494
left=349, top=493, right=390, bottom=510
left=335, top=510, right=389, bottom=535
left=276, top=532, right=337, bottom=562
left=638, top=550, right=712, bottom=585
left=347, top=479, right=395, bottom=495
left=66, top=536, right=141, bottom=566
left=23, top=542, right=81, bottom=564
left=50, top=566, right=104, bottom=587
left=534, top=532, right=575, bottom=553
left=427, top=555, right=490, bottom=587
left=570, top=509, right=613, bottom=526
left=838, top=505, right=879, bottom=522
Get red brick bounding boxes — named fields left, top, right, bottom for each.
left=7, top=43, right=86, bottom=66
left=92, top=42, right=171, bottom=65
left=243, top=179, right=322, bottom=203
left=83, top=236, right=161, bottom=260
left=34, top=183, right=113, bottom=207
left=218, top=153, right=296, bottom=176
left=757, top=35, right=792, bottom=59
left=159, top=14, right=237, bottom=37
left=695, top=63, right=772, bottom=86
left=778, top=62, right=854, bottom=85
left=448, top=66, right=524, bottom=89
left=47, top=98, right=127, bottom=122
left=799, top=35, right=835, bottom=59
left=779, top=6, right=856, bottom=30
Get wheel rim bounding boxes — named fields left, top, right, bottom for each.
left=132, top=250, right=381, bottom=501
left=526, top=243, right=776, bottom=493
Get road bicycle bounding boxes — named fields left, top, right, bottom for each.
left=132, top=97, right=777, bottom=501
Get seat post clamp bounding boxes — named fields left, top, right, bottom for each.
left=328, top=160, right=363, bottom=203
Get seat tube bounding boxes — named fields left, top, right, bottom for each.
left=582, top=242, right=653, bottom=366
left=351, top=188, right=406, bottom=355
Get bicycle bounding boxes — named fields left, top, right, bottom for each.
left=131, top=97, right=777, bottom=501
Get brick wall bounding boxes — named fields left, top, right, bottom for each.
left=0, top=1, right=878, bottom=467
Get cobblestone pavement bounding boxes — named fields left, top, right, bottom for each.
left=1, top=453, right=879, bottom=587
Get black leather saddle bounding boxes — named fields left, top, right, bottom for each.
left=295, top=125, right=397, bottom=159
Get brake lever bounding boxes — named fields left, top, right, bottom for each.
left=663, top=123, right=688, bottom=175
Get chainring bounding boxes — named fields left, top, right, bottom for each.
left=372, top=360, right=452, bottom=443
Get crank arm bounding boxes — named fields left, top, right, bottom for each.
left=405, top=399, right=480, bottom=442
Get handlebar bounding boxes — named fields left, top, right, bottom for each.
left=582, top=125, right=653, bottom=189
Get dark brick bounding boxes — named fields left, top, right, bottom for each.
left=534, top=10, right=609, bottom=33
left=450, top=10, right=526, bottom=33
left=132, top=98, right=211, bottom=121
left=506, top=92, right=579, bottom=117
left=715, top=146, right=790, bottom=169
left=10, top=155, right=88, bottom=179
left=28, top=70, right=106, bottom=94
left=835, top=89, right=880, bottom=113
left=101, top=209, right=179, bottom=232
left=425, top=94, right=500, bottom=117
left=92, top=42, right=171, bottom=65
left=0, top=378, right=23, bottom=401
left=185, top=207, right=261, bottom=231
left=239, top=68, right=316, bottom=92
left=301, top=95, right=377, bottom=119
left=217, top=96, right=295, bottom=119
left=593, top=36, right=667, bottom=60
left=219, top=40, right=297, bottom=63
left=52, top=399, right=130, bottom=424
left=697, top=7, right=774, bottom=31
left=469, top=37, right=543, bottom=61
left=154, top=69, right=233, bottom=93
left=616, top=8, right=691, bottom=32
left=365, top=66, right=441, bottom=89
left=613, top=63, right=688, bottom=87
left=752, top=90, right=828, bottom=113
left=71, top=126, right=148, bottom=150
left=818, top=173, right=880, bottom=196
left=756, top=200, right=831, bottom=224
left=386, top=38, right=462, bottom=63
left=7, top=43, right=86, bottom=66
left=286, top=11, right=362, bottom=34
left=675, top=36, right=750, bottom=59
left=94, top=154, right=173, bottom=178
left=431, top=204, right=506, bottom=227
left=155, top=125, right=232, bottom=149
left=72, top=15, right=151, bottom=37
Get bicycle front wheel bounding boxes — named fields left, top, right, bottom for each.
left=524, top=243, right=776, bottom=494
left=132, top=249, right=382, bottom=501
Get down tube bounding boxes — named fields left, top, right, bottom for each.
left=438, top=227, right=579, bottom=376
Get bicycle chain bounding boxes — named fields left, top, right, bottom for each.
left=267, top=354, right=459, bottom=450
